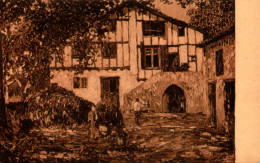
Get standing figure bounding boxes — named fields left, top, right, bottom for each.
left=88, top=105, right=99, bottom=139
left=133, top=98, right=142, bottom=125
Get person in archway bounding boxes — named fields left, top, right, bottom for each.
left=133, top=98, right=142, bottom=125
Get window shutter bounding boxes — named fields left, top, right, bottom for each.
left=73, top=77, right=80, bottom=88
left=81, top=78, right=87, bottom=88
left=110, top=42, right=117, bottom=58
left=160, top=46, right=169, bottom=71
left=216, top=49, right=224, bottom=76
left=140, top=41, right=146, bottom=69
left=173, top=52, right=180, bottom=67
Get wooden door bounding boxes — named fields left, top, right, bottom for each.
left=224, top=81, right=235, bottom=137
left=208, top=83, right=217, bottom=128
left=101, top=77, right=119, bottom=108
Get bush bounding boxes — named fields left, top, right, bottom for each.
left=25, top=84, right=94, bottom=127
left=6, top=102, right=29, bottom=134
left=95, top=101, right=124, bottom=128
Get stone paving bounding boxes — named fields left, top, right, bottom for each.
left=11, top=112, right=234, bottom=162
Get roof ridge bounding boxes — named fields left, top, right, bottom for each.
left=102, top=1, right=201, bottom=31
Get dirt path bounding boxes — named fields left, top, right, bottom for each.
left=124, top=112, right=235, bottom=162
left=20, top=126, right=130, bottom=162
left=10, top=113, right=234, bottom=162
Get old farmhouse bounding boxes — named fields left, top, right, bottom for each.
left=50, top=2, right=235, bottom=134
left=0, top=2, right=235, bottom=135
left=50, top=2, right=206, bottom=115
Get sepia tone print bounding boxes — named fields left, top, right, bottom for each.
left=0, top=0, right=235, bottom=162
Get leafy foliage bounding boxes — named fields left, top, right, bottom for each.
left=0, top=0, right=167, bottom=93
left=2, top=84, right=93, bottom=139
left=96, top=100, right=124, bottom=128
left=25, top=83, right=94, bottom=127
left=175, top=0, right=235, bottom=39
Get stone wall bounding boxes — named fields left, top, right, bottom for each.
left=203, top=34, right=235, bottom=133
left=124, top=71, right=207, bottom=114
left=204, top=34, right=235, bottom=80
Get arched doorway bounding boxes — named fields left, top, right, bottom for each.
left=162, top=85, right=186, bottom=113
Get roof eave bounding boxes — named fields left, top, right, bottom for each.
left=103, top=1, right=201, bottom=30
left=197, top=26, right=235, bottom=47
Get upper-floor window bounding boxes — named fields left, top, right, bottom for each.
left=216, top=49, right=224, bottom=76
left=141, top=46, right=159, bottom=69
left=143, top=21, right=165, bottom=36
left=72, top=41, right=88, bottom=66
left=73, top=77, right=87, bottom=88
left=140, top=45, right=186, bottom=72
left=102, top=42, right=117, bottom=58
left=178, top=27, right=185, bottom=37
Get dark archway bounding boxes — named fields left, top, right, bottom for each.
left=162, top=85, right=186, bottom=113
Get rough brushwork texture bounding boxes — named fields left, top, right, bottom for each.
left=0, top=0, right=235, bottom=162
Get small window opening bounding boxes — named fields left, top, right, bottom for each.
left=178, top=27, right=185, bottom=37
left=143, top=21, right=165, bottom=36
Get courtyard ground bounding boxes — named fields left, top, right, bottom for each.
left=124, top=112, right=234, bottom=162
left=1, top=112, right=235, bottom=162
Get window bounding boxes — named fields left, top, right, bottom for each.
left=178, top=27, right=185, bottom=37
left=102, top=42, right=117, bottom=58
left=73, top=77, right=88, bottom=88
left=153, top=48, right=159, bottom=67
left=145, top=48, right=152, bottom=67
left=72, top=41, right=87, bottom=66
left=143, top=47, right=160, bottom=69
left=72, top=41, right=85, bottom=59
left=216, top=49, right=224, bottom=76
left=143, top=21, right=165, bottom=36
left=81, top=78, right=87, bottom=88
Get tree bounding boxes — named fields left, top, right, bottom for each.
left=1, top=0, right=174, bottom=127
left=0, top=34, right=7, bottom=127
left=175, top=0, right=235, bottom=39
left=0, top=0, right=172, bottom=93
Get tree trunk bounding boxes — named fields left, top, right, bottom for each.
left=0, top=34, right=7, bottom=128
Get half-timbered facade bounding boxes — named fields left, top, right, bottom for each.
left=50, top=2, right=204, bottom=112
